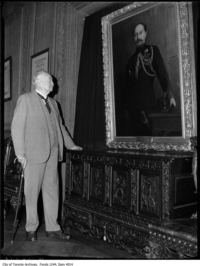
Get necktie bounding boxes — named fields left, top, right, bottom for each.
left=37, top=93, right=51, bottom=113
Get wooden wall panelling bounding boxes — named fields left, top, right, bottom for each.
left=20, top=3, right=35, bottom=94
left=18, top=6, right=24, bottom=97
left=4, top=6, right=23, bottom=132
left=58, top=2, right=74, bottom=134
left=53, top=2, right=65, bottom=103
left=34, top=2, right=54, bottom=59
left=4, top=3, right=36, bottom=133
left=52, top=2, right=82, bottom=134
left=51, top=2, right=58, bottom=75
left=60, top=3, right=85, bottom=136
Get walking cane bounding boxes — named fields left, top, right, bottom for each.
left=11, top=158, right=24, bottom=244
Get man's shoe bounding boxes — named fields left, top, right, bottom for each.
left=46, top=230, right=70, bottom=241
left=26, top=231, right=37, bottom=241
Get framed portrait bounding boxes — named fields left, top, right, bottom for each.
left=102, top=2, right=197, bottom=151
left=4, top=57, right=12, bottom=101
left=31, top=49, right=49, bottom=90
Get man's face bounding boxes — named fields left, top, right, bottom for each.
left=134, top=24, right=147, bottom=47
left=38, top=74, right=54, bottom=95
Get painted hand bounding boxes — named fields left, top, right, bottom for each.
left=70, top=145, right=83, bottom=151
left=170, top=97, right=176, bottom=108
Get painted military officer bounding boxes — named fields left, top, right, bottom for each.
left=126, top=23, right=176, bottom=135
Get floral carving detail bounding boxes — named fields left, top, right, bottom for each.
left=104, top=165, right=111, bottom=205
left=162, top=161, right=170, bottom=219
left=72, top=163, right=83, bottom=196
left=130, top=169, right=137, bottom=213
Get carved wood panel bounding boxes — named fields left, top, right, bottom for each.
left=140, top=171, right=162, bottom=218
left=104, top=165, right=112, bottom=206
left=89, top=164, right=105, bottom=203
left=71, top=161, right=83, bottom=197
left=130, top=168, right=138, bottom=214
left=112, top=166, right=131, bottom=210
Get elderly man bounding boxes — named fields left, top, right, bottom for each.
left=126, top=23, right=176, bottom=135
left=11, top=71, right=82, bottom=241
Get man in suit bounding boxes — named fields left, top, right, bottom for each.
left=11, top=71, right=82, bottom=241
left=125, top=23, right=176, bottom=135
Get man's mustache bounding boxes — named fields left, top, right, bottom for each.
left=136, top=39, right=143, bottom=43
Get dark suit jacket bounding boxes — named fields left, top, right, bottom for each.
left=126, top=44, right=170, bottom=112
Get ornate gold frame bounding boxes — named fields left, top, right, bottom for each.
left=102, top=2, right=197, bottom=151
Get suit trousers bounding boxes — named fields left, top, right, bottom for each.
left=24, top=145, right=60, bottom=232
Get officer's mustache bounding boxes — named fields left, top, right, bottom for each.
left=136, top=39, right=144, bottom=43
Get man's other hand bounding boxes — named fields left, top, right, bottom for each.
left=17, top=155, right=27, bottom=169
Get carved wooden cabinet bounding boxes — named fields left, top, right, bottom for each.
left=63, top=150, right=197, bottom=258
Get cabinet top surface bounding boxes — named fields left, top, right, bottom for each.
left=67, top=148, right=193, bottom=159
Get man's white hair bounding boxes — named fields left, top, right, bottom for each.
left=32, top=71, right=51, bottom=89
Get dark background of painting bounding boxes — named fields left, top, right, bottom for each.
left=112, top=3, right=181, bottom=136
